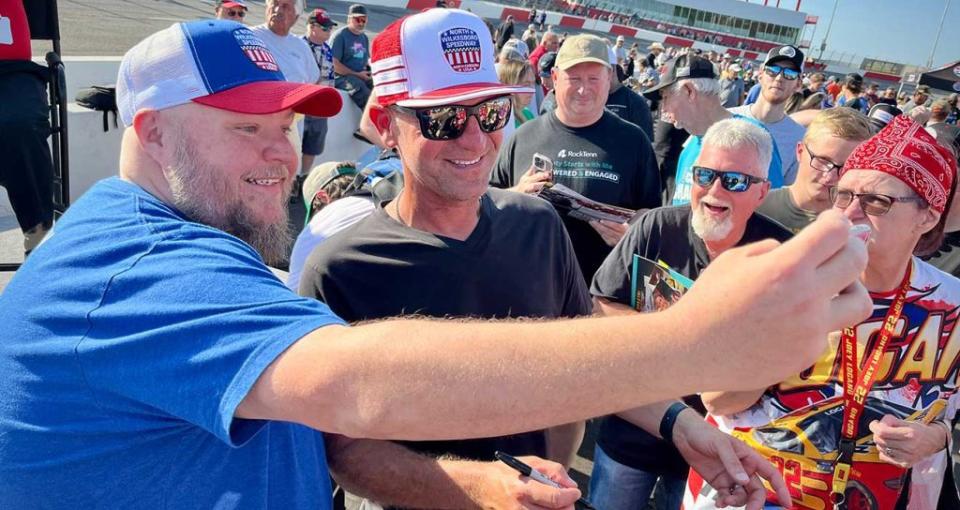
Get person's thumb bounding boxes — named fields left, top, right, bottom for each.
left=522, top=484, right=581, bottom=509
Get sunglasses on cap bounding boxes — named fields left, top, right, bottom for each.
left=830, top=187, right=927, bottom=216
left=693, top=167, right=767, bottom=192
left=391, top=96, right=513, bottom=141
left=763, top=65, right=800, bottom=81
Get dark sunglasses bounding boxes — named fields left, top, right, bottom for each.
left=830, top=187, right=927, bottom=216
left=803, top=142, right=843, bottom=173
left=310, top=22, right=332, bottom=31
left=352, top=16, right=367, bottom=23
left=763, top=65, right=800, bottom=81
left=225, top=10, right=246, bottom=18
left=693, top=167, right=767, bottom=193
left=392, top=96, right=513, bottom=141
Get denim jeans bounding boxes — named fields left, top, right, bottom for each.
left=588, top=444, right=686, bottom=510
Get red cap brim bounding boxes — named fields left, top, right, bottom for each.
left=390, top=82, right=533, bottom=108
left=193, top=81, right=343, bottom=118
left=220, top=1, right=248, bottom=9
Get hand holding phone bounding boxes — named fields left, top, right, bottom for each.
left=512, top=153, right=554, bottom=194
left=532, top=153, right=553, bottom=174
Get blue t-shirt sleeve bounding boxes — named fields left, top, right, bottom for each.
left=745, top=83, right=761, bottom=105
left=331, top=30, right=346, bottom=62
left=75, top=229, right=345, bottom=447
left=767, top=138, right=784, bottom=189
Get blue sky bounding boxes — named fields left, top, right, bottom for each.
left=755, top=0, right=959, bottom=68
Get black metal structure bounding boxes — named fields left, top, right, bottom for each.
left=919, top=60, right=960, bottom=95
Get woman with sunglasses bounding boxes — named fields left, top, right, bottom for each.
left=691, top=116, right=960, bottom=510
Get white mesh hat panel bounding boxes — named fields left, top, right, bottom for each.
left=116, top=24, right=207, bottom=126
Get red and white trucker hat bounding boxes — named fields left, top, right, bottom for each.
left=370, top=9, right=532, bottom=108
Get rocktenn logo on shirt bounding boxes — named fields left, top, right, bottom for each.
left=233, top=28, right=279, bottom=72
left=440, top=27, right=481, bottom=73
left=557, top=149, right=598, bottom=159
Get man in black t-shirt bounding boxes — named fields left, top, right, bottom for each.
left=604, top=43, right=654, bottom=139
left=588, top=118, right=792, bottom=510
left=492, top=34, right=662, bottom=282
left=300, top=10, right=591, bottom=509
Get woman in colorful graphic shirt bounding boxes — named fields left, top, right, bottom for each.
left=686, top=115, right=960, bottom=510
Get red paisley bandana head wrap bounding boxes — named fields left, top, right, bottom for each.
left=842, top=115, right=957, bottom=213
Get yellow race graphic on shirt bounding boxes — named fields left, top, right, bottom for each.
left=685, top=260, right=960, bottom=510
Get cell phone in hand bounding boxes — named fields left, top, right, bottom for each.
left=533, top=153, right=553, bottom=173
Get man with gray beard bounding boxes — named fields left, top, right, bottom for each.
left=586, top=118, right=792, bottom=510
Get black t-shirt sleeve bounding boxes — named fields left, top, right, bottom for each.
left=590, top=212, right=653, bottom=304
left=491, top=134, right=517, bottom=188
left=557, top=218, right=593, bottom=316
left=298, top=242, right=334, bottom=304
left=635, top=141, right=663, bottom=210
left=630, top=92, right=655, bottom=142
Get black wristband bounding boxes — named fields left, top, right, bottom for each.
left=659, top=402, right=690, bottom=444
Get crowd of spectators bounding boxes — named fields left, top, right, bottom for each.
left=3, top=2, right=960, bottom=510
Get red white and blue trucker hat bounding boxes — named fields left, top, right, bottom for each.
left=370, top=9, right=532, bottom=108
left=117, top=20, right=342, bottom=126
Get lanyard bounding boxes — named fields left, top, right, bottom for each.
left=830, top=262, right=912, bottom=508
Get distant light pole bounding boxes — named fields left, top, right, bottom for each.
left=817, top=0, right=839, bottom=61
left=926, top=0, right=951, bottom=69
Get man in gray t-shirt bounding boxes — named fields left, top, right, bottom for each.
left=331, top=4, right=372, bottom=109
left=756, top=108, right=873, bottom=233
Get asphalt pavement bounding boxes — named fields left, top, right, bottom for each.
left=32, top=0, right=419, bottom=56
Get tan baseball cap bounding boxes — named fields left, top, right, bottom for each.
left=554, top=34, right=610, bottom=71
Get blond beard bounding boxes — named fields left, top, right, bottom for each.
left=165, top=131, right=293, bottom=266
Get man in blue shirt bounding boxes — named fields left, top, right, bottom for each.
left=644, top=54, right=783, bottom=206
left=0, top=18, right=873, bottom=510
left=331, top=3, right=372, bottom=109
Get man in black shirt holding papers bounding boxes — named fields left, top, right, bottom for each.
left=492, top=34, right=661, bottom=281
left=588, top=118, right=792, bottom=510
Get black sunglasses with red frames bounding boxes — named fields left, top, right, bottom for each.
left=830, top=187, right=928, bottom=216
left=390, top=96, right=513, bottom=141
left=351, top=16, right=368, bottom=23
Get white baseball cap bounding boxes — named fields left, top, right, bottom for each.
left=116, top=19, right=341, bottom=126
left=370, top=9, right=531, bottom=108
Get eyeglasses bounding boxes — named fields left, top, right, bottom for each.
left=763, top=65, right=800, bottom=81
left=830, top=187, right=927, bottom=216
left=310, top=22, right=331, bottom=31
left=391, top=96, right=513, bottom=141
left=225, top=9, right=246, bottom=18
left=692, top=167, right=767, bottom=192
left=803, top=142, right=843, bottom=174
